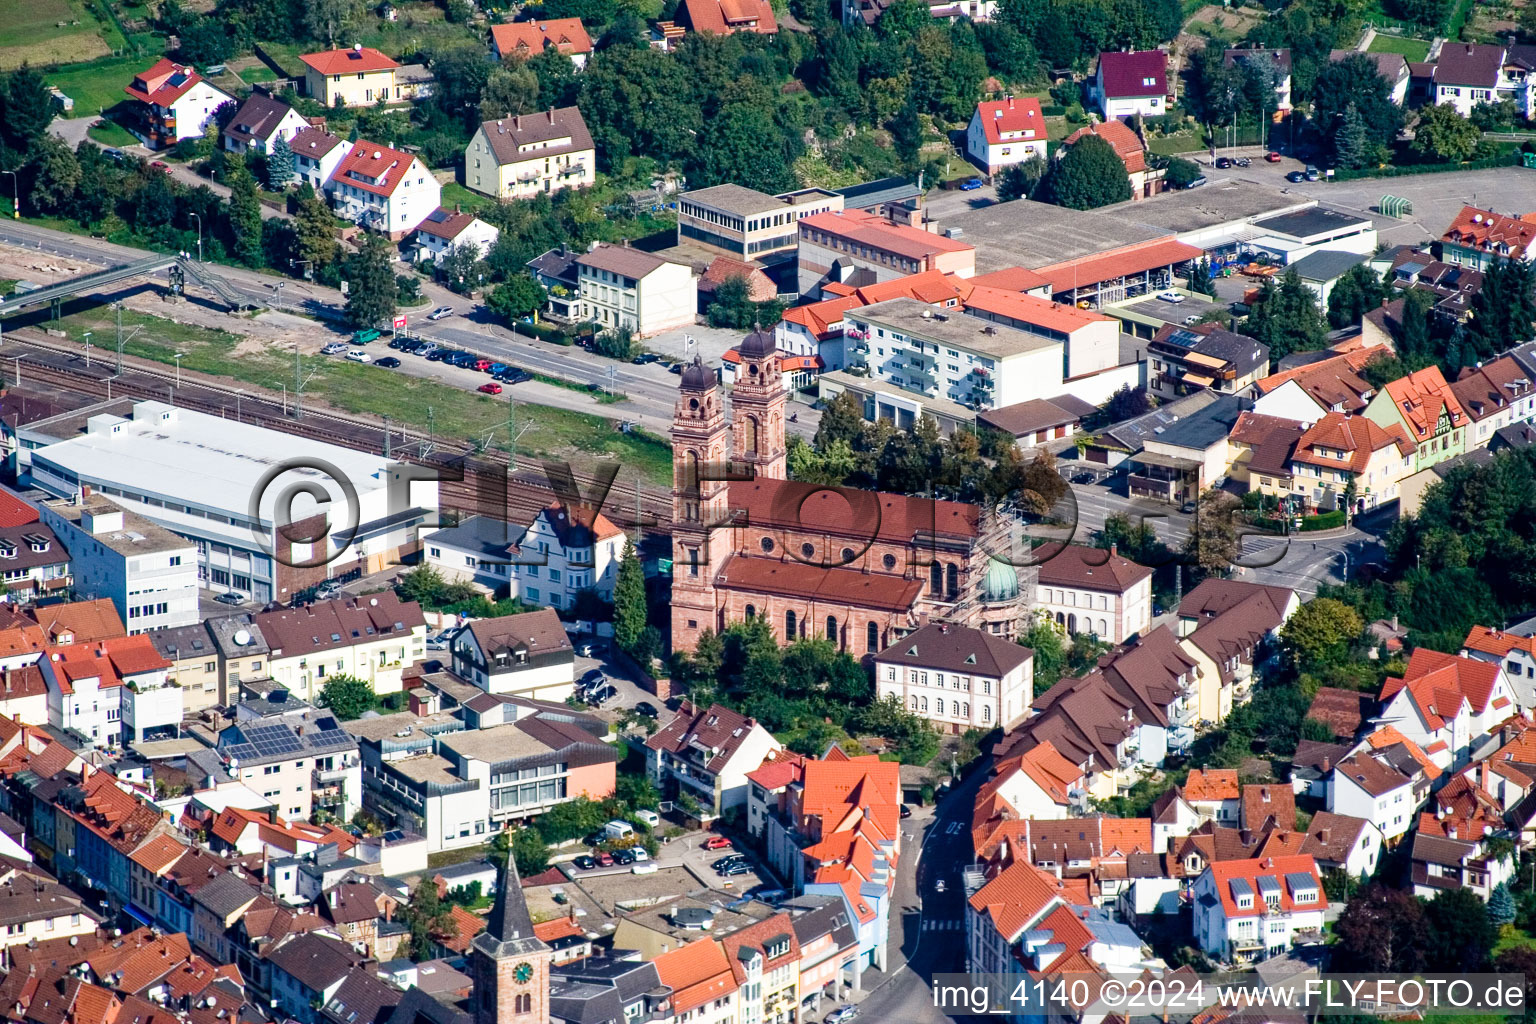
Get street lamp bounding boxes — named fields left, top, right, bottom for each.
left=173, top=352, right=184, bottom=387
left=82, top=331, right=92, bottom=367
left=271, top=281, right=285, bottom=312
left=0, top=171, right=16, bottom=220
left=189, top=212, right=202, bottom=263
left=235, top=390, right=243, bottom=422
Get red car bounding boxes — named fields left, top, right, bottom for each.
left=596, top=850, right=614, bottom=866
left=703, top=835, right=733, bottom=851
left=477, top=382, right=503, bottom=395
left=473, top=358, right=493, bottom=372
left=150, top=161, right=169, bottom=171
left=1264, top=152, right=1282, bottom=163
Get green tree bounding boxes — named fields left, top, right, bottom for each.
left=1397, top=286, right=1434, bottom=361
left=1413, top=101, right=1481, bottom=163
left=1463, top=258, right=1536, bottom=364
left=267, top=134, right=295, bottom=189
left=508, top=826, right=550, bottom=874
left=1104, top=384, right=1152, bottom=421
left=485, top=274, right=547, bottom=321
left=1326, top=263, right=1387, bottom=329
left=303, top=0, right=360, bottom=45
left=439, top=241, right=487, bottom=292
left=316, top=674, right=376, bottom=719
left=399, top=876, right=453, bottom=961
left=878, top=0, right=932, bottom=40
left=612, top=538, right=648, bottom=655
left=705, top=275, right=760, bottom=329
left=1280, top=597, right=1363, bottom=672
left=3, top=65, right=56, bottom=152
left=344, top=234, right=397, bottom=329
left=1332, top=103, right=1370, bottom=171
left=786, top=436, right=861, bottom=487
left=1186, top=257, right=1216, bottom=298
left=689, top=101, right=798, bottom=194
left=227, top=162, right=265, bottom=268
left=1019, top=615, right=1065, bottom=695
left=26, top=136, right=81, bottom=215
left=1242, top=268, right=1328, bottom=361
left=580, top=45, right=700, bottom=169
left=396, top=564, right=448, bottom=606
left=293, top=186, right=339, bottom=270
left=1313, top=54, right=1404, bottom=154
left=890, top=100, right=922, bottom=168
left=1333, top=884, right=1428, bottom=972
left=996, top=156, right=1046, bottom=201
left=532, top=796, right=609, bottom=843
left=1183, top=487, right=1241, bottom=573
left=814, top=391, right=871, bottom=450
left=1426, top=886, right=1495, bottom=971
left=1041, top=134, right=1131, bottom=210
left=1163, top=157, right=1202, bottom=190
left=480, top=64, right=540, bottom=121
left=1491, top=882, right=1518, bottom=926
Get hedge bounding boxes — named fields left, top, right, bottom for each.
left=514, top=320, right=572, bottom=345
left=1332, top=152, right=1520, bottom=181
left=1300, top=509, right=1347, bottom=531
left=1041, top=105, right=1067, bottom=117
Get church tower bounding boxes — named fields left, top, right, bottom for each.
left=671, top=357, right=734, bottom=654
left=729, top=327, right=787, bottom=480
left=471, top=853, right=551, bottom=1024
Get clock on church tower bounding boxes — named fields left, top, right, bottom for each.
left=470, top=853, right=552, bottom=1024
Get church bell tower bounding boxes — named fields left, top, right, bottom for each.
left=671, top=356, right=734, bottom=654
left=729, top=326, right=787, bottom=480
left=471, top=852, right=551, bottom=1024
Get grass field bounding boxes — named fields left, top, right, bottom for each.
left=439, top=182, right=497, bottom=215
left=0, top=0, right=120, bottom=69
left=1368, top=34, right=1431, bottom=60
left=87, top=119, right=136, bottom=146
left=46, top=55, right=148, bottom=118
left=1149, top=133, right=1210, bottom=155
left=48, top=306, right=674, bottom=483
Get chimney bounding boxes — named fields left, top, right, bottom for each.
left=1391, top=614, right=1399, bottom=631
left=1321, top=757, right=1331, bottom=774
left=1110, top=543, right=1117, bottom=557
left=1007, top=95, right=1014, bottom=109
left=1481, top=761, right=1490, bottom=790
left=548, top=108, right=556, bottom=124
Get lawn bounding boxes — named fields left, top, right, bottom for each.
left=49, top=307, right=674, bottom=484
left=46, top=54, right=150, bottom=118
left=0, top=0, right=120, bottom=69
left=87, top=119, right=137, bottom=147
left=1149, top=133, right=1210, bottom=155
left=439, top=182, right=496, bottom=216
left=1367, top=34, right=1431, bottom=60
left=253, top=40, right=309, bottom=77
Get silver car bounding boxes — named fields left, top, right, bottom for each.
left=428, top=306, right=455, bottom=321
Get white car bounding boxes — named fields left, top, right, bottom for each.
left=321, top=342, right=348, bottom=355
left=427, top=306, right=455, bottom=321
left=1156, top=290, right=1185, bottom=304
left=346, top=349, right=372, bottom=363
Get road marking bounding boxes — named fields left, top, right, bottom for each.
left=922, top=919, right=961, bottom=931
left=945, top=822, right=963, bottom=834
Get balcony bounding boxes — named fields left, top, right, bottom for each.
left=313, top=765, right=351, bottom=786
left=1169, top=724, right=1195, bottom=752
left=1170, top=698, right=1197, bottom=727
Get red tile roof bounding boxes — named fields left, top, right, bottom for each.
left=1464, top=625, right=1536, bottom=659
left=1290, top=412, right=1413, bottom=474
left=968, top=266, right=1052, bottom=292
left=963, top=286, right=1115, bottom=335
left=124, top=58, right=208, bottom=107
left=967, top=859, right=1062, bottom=942
left=715, top=555, right=925, bottom=612
left=31, top=599, right=125, bottom=645
left=299, top=47, right=399, bottom=76
left=1442, top=205, right=1536, bottom=257
left=1379, top=365, right=1467, bottom=440
left=800, top=209, right=974, bottom=262
left=490, top=18, right=593, bottom=59
left=1036, top=239, right=1203, bottom=293
left=1183, top=768, right=1240, bottom=803
left=1098, top=49, right=1168, bottom=99
left=679, top=0, right=776, bottom=33
left=331, top=140, right=423, bottom=199
left=653, top=938, right=736, bottom=1014
left=974, top=97, right=1046, bottom=147
left=728, top=476, right=978, bottom=541
left=0, top=492, right=39, bottom=528
left=1062, top=119, right=1148, bottom=174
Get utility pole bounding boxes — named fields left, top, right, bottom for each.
left=506, top=398, right=516, bottom=469
left=383, top=414, right=391, bottom=458
left=115, top=304, right=121, bottom=371
left=294, top=343, right=303, bottom=419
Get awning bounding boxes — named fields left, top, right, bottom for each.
left=1181, top=372, right=1215, bottom=387
left=1130, top=450, right=1202, bottom=470
left=124, top=905, right=154, bottom=927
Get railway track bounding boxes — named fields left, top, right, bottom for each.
left=4, top=332, right=675, bottom=534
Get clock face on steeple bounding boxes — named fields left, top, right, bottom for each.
left=513, top=962, right=534, bottom=984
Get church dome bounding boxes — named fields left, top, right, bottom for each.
left=981, top=557, right=1019, bottom=602
left=680, top=356, right=716, bottom=392
left=739, top=326, right=775, bottom=361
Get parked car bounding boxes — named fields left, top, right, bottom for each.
left=595, top=851, right=614, bottom=867
left=583, top=831, right=607, bottom=848
left=747, top=887, right=787, bottom=903
left=478, top=382, right=503, bottom=395
left=574, top=640, right=593, bottom=656
left=720, top=861, right=753, bottom=877
left=389, top=337, right=409, bottom=349
left=589, top=685, right=616, bottom=704
left=427, top=306, right=455, bottom=321
left=1184, top=314, right=1202, bottom=325
left=425, top=347, right=449, bottom=361
left=935, top=879, right=946, bottom=893
left=1265, top=151, right=1282, bottom=162
left=632, top=862, right=659, bottom=874
left=635, top=701, right=658, bottom=718
left=346, top=349, right=372, bottom=363
left=712, top=855, right=746, bottom=870
left=426, top=630, right=456, bottom=650
left=352, top=328, right=380, bottom=345
left=634, top=809, right=660, bottom=828
left=1304, top=165, right=1321, bottom=180
left=321, top=342, right=348, bottom=355
left=703, top=835, right=733, bottom=851
left=899, top=804, right=912, bottom=818
left=572, top=855, right=596, bottom=870
left=375, top=356, right=401, bottom=368
left=103, top=148, right=124, bottom=161
left=629, top=847, right=650, bottom=862
left=826, top=1006, right=859, bottom=1024
left=1183, top=176, right=1208, bottom=189
left=960, top=178, right=984, bottom=191
left=1286, top=170, right=1307, bottom=183
left=214, top=591, right=245, bottom=605
left=603, top=820, right=635, bottom=841
left=580, top=669, right=604, bottom=687
left=1156, top=291, right=1185, bottom=304
left=487, top=362, right=509, bottom=375
left=613, top=848, right=637, bottom=865
left=1214, top=156, right=1232, bottom=169
left=149, top=161, right=168, bottom=171
left=1234, top=156, right=1251, bottom=167
left=473, top=358, right=493, bottom=372
left=497, top=367, right=532, bottom=384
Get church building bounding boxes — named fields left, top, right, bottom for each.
left=670, top=329, right=1034, bottom=656
left=472, top=853, right=554, bottom=1024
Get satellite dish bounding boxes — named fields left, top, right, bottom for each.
left=234, top=629, right=252, bottom=646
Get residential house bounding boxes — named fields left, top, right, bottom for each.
left=1177, top=579, right=1299, bottom=638
left=721, top=915, right=801, bottom=1024
left=1183, top=767, right=1241, bottom=825
left=1439, top=205, right=1536, bottom=270
left=1430, top=44, right=1510, bottom=116
left=1288, top=249, right=1369, bottom=309
left=1274, top=411, right=1415, bottom=514
left=786, top=894, right=860, bottom=1014
left=1191, top=855, right=1323, bottom=962
left=1146, top=324, right=1270, bottom=401
left=450, top=608, right=575, bottom=701
left=652, top=938, right=738, bottom=1024
left=1034, top=544, right=1153, bottom=645
left=215, top=699, right=363, bottom=821
left=1176, top=580, right=1292, bottom=724
left=573, top=243, right=696, bottom=337
left=526, top=248, right=582, bottom=321
left=463, top=110, right=595, bottom=202
left=325, top=140, right=440, bottom=239
left=995, top=675, right=1140, bottom=801
left=122, top=59, right=235, bottom=150
left=964, top=96, right=1047, bottom=177
left=645, top=701, right=783, bottom=816
left=1307, top=687, right=1375, bottom=741
left=145, top=622, right=222, bottom=715
left=207, top=613, right=271, bottom=708
left=1059, top=119, right=1162, bottom=200
left=0, top=513, right=70, bottom=602
left=412, top=207, right=501, bottom=268
left=1329, top=48, right=1409, bottom=104
left=1410, top=832, right=1508, bottom=899
left=289, top=128, right=353, bottom=192
left=41, top=635, right=176, bottom=747
left=1448, top=355, right=1536, bottom=448
left=872, top=622, right=1035, bottom=733
left=508, top=501, right=627, bottom=607
left=1462, top=624, right=1536, bottom=710
left=422, top=515, right=522, bottom=594
left=1296, top=810, right=1382, bottom=878
left=1122, top=392, right=1249, bottom=506
left=978, top=396, right=1098, bottom=448
left=1251, top=348, right=1384, bottom=422
left=797, top=209, right=975, bottom=299
left=1378, top=647, right=1511, bottom=767
left=676, top=0, right=776, bottom=35
left=0, top=876, right=101, bottom=950
left=31, top=597, right=127, bottom=645
left=222, top=94, right=311, bottom=156
left=267, top=931, right=371, bottom=1024
left=1223, top=47, right=1293, bottom=110
left=1327, top=731, right=1439, bottom=842
left=1092, top=50, right=1169, bottom=119
left=789, top=267, right=972, bottom=376
left=38, top=496, right=199, bottom=633
left=490, top=19, right=594, bottom=67
left=1000, top=816, right=1156, bottom=906
left=252, top=593, right=426, bottom=703
left=1226, top=410, right=1306, bottom=490
left=970, top=742, right=1087, bottom=855
left=300, top=46, right=416, bottom=107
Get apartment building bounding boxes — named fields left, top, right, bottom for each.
left=1327, top=733, right=1438, bottom=842
left=1191, top=856, right=1324, bottom=962
left=1439, top=205, right=1536, bottom=270
left=39, top=494, right=199, bottom=633
left=1034, top=544, right=1153, bottom=645
left=253, top=594, right=427, bottom=703
left=0, top=513, right=70, bottom=601
left=1363, top=366, right=1469, bottom=472
left=1448, top=355, right=1536, bottom=447
left=121, top=58, right=236, bottom=150
left=289, top=127, right=353, bottom=192
left=677, top=184, right=843, bottom=261
left=41, top=634, right=176, bottom=747
left=0, top=877, right=102, bottom=951
left=450, top=608, right=575, bottom=701
left=653, top=938, right=739, bottom=1024
left=464, top=110, right=595, bottom=201
left=1147, top=324, right=1271, bottom=401
left=145, top=622, right=223, bottom=715
left=873, top=622, right=1034, bottom=732
left=326, top=140, right=441, bottom=239
left=797, top=209, right=975, bottom=298
left=215, top=696, right=362, bottom=822
left=1269, top=411, right=1416, bottom=514
left=300, top=46, right=416, bottom=107
left=722, top=916, right=801, bottom=1024
left=574, top=243, right=696, bottom=337
left=646, top=702, right=783, bottom=816
left=1378, top=648, right=1510, bottom=767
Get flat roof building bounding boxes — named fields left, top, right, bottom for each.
left=676, top=184, right=843, bottom=262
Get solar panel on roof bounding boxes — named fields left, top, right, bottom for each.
left=383, top=829, right=405, bottom=842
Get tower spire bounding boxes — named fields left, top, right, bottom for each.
left=482, top=850, right=537, bottom=946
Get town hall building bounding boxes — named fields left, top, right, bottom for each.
left=669, top=331, right=1034, bottom=655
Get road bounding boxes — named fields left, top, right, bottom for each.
left=0, top=219, right=821, bottom=440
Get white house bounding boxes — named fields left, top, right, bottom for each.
left=1327, top=740, right=1433, bottom=843
left=1182, top=767, right=1242, bottom=824
left=450, top=608, right=575, bottom=701
left=289, top=127, right=353, bottom=192
left=464, top=109, right=596, bottom=202
left=1431, top=43, right=1508, bottom=116
left=645, top=702, right=783, bottom=816
left=1191, top=856, right=1324, bottom=963
left=253, top=593, right=427, bottom=704
left=324, top=139, right=441, bottom=240
left=511, top=501, right=627, bottom=608
left=423, top=515, right=520, bottom=594
left=1302, top=810, right=1382, bottom=879
left=1034, top=544, right=1154, bottom=645
left=1224, top=47, right=1293, bottom=111
left=41, top=635, right=175, bottom=748
left=575, top=243, right=697, bottom=338
left=974, top=740, right=1085, bottom=825
left=873, top=622, right=1035, bottom=733
left=965, top=96, right=1047, bottom=177
left=1092, top=50, right=1169, bottom=119
left=122, top=58, right=235, bottom=151
left=38, top=495, right=200, bottom=634
left=412, top=207, right=501, bottom=268
left=221, top=93, right=311, bottom=156
left=1377, top=648, right=1510, bottom=768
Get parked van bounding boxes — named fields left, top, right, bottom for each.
left=634, top=809, right=660, bottom=829
left=603, top=820, right=635, bottom=841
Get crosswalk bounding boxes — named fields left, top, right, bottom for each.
left=922, top=919, right=962, bottom=931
